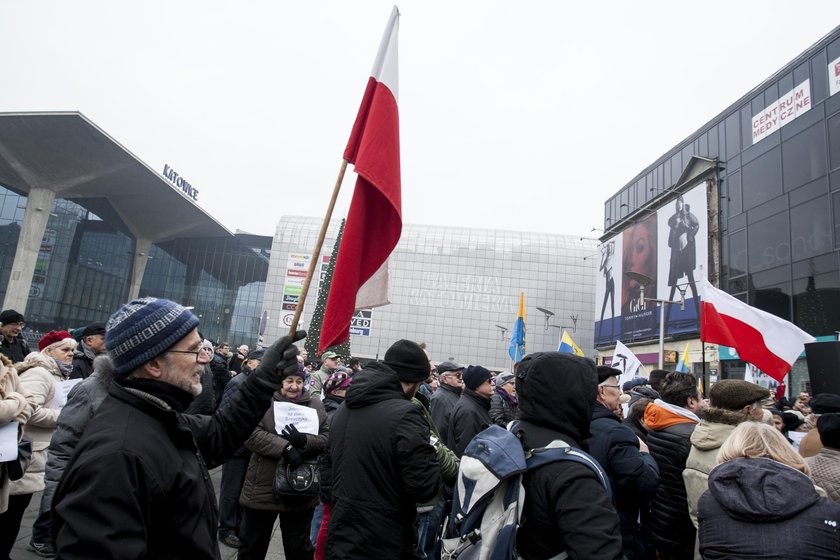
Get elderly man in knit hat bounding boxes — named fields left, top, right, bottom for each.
left=327, top=339, right=441, bottom=559
left=52, top=297, right=305, bottom=560
left=0, top=309, right=30, bottom=363
left=683, top=379, right=768, bottom=532
left=447, top=365, right=494, bottom=458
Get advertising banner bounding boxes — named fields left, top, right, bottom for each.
left=595, top=182, right=708, bottom=346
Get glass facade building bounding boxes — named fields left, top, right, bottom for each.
left=601, top=25, right=840, bottom=393
left=0, top=113, right=271, bottom=347
left=264, top=216, right=598, bottom=371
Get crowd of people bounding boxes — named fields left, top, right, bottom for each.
left=1, top=302, right=839, bottom=559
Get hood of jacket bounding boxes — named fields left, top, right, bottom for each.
left=516, top=352, right=597, bottom=442
left=644, top=399, right=700, bottom=431
left=345, top=361, right=407, bottom=408
left=708, top=457, right=820, bottom=522
left=15, top=351, right=60, bottom=377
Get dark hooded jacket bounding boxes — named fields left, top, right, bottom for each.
left=513, top=352, right=624, bottom=560
left=699, top=457, right=840, bottom=560
left=318, top=393, right=344, bottom=505
left=587, top=401, right=660, bottom=560
left=448, top=388, right=492, bottom=458
left=326, top=361, right=441, bottom=559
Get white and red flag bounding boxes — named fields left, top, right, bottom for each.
left=699, top=278, right=815, bottom=382
left=319, top=6, right=402, bottom=354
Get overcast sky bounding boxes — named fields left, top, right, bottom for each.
left=1, top=1, right=838, bottom=238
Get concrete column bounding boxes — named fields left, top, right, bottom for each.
left=127, top=238, right=153, bottom=300
left=2, top=188, right=56, bottom=312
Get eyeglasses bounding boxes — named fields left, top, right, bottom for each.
left=600, top=384, right=621, bottom=389
left=169, top=347, right=212, bottom=363
left=443, top=372, right=463, bottom=379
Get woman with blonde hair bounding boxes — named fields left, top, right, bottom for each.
left=0, top=330, right=76, bottom=558
left=698, top=421, right=840, bottom=559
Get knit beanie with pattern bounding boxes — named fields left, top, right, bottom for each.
left=106, top=297, right=199, bottom=377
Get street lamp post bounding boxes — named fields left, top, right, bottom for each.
left=645, top=297, right=684, bottom=369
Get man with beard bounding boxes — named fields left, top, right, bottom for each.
left=52, top=298, right=304, bottom=559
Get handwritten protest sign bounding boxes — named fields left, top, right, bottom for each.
left=273, top=402, right=319, bottom=435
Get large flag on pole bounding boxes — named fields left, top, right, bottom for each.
left=699, top=278, right=815, bottom=382
left=509, top=292, right=526, bottom=362
left=319, top=7, right=402, bottom=353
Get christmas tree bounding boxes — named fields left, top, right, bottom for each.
left=305, top=219, right=352, bottom=360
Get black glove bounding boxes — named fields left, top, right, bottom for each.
left=282, top=444, right=303, bottom=470
left=281, top=424, right=308, bottom=450
left=253, top=330, right=307, bottom=386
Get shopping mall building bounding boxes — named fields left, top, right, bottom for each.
left=0, top=112, right=597, bottom=369
left=596, top=25, right=840, bottom=394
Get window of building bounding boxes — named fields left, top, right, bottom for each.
left=742, top=147, right=782, bottom=210
left=782, top=123, right=827, bottom=191
left=748, top=211, right=790, bottom=273
left=790, top=195, right=832, bottom=261
left=829, top=113, right=840, bottom=172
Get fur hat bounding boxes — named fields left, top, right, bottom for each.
left=463, top=365, right=493, bottom=390
left=105, top=298, right=199, bottom=377
left=708, top=380, right=768, bottom=410
left=383, top=340, right=430, bottom=383
left=38, top=330, right=74, bottom=352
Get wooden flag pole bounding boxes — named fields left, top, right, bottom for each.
left=288, top=159, right=349, bottom=335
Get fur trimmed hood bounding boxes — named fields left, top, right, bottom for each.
left=699, top=406, right=750, bottom=426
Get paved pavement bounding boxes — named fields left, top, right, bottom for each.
left=11, top=466, right=288, bottom=559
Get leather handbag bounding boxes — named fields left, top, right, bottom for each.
left=273, top=459, right=320, bottom=499
left=3, top=435, right=33, bottom=481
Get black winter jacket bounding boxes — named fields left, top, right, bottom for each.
left=429, top=382, right=461, bottom=447
left=69, top=344, right=95, bottom=380
left=645, top=414, right=696, bottom=558
left=326, top=361, right=441, bottom=559
left=699, top=457, right=840, bottom=560
left=514, top=352, right=624, bottom=560
left=318, top=394, right=343, bottom=504
left=587, top=402, right=659, bottom=560
left=489, top=388, right=517, bottom=427
left=448, top=389, right=491, bottom=458
left=53, top=369, right=281, bottom=560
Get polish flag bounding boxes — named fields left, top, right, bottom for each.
left=319, top=7, right=401, bottom=353
left=699, top=278, right=815, bottom=382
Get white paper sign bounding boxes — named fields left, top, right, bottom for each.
left=788, top=430, right=806, bottom=453
left=49, top=378, right=83, bottom=410
left=0, top=421, right=19, bottom=461
left=273, top=402, right=319, bottom=435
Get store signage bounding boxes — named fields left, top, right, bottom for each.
left=751, top=79, right=811, bottom=144
left=350, top=310, right=373, bottom=337
left=830, top=56, right=840, bottom=97
left=162, top=164, right=199, bottom=201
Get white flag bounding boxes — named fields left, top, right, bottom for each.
left=610, top=340, right=642, bottom=388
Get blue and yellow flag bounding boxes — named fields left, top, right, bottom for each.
left=508, top=291, right=526, bottom=362
left=558, top=330, right=584, bottom=356
left=675, top=342, right=690, bottom=373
